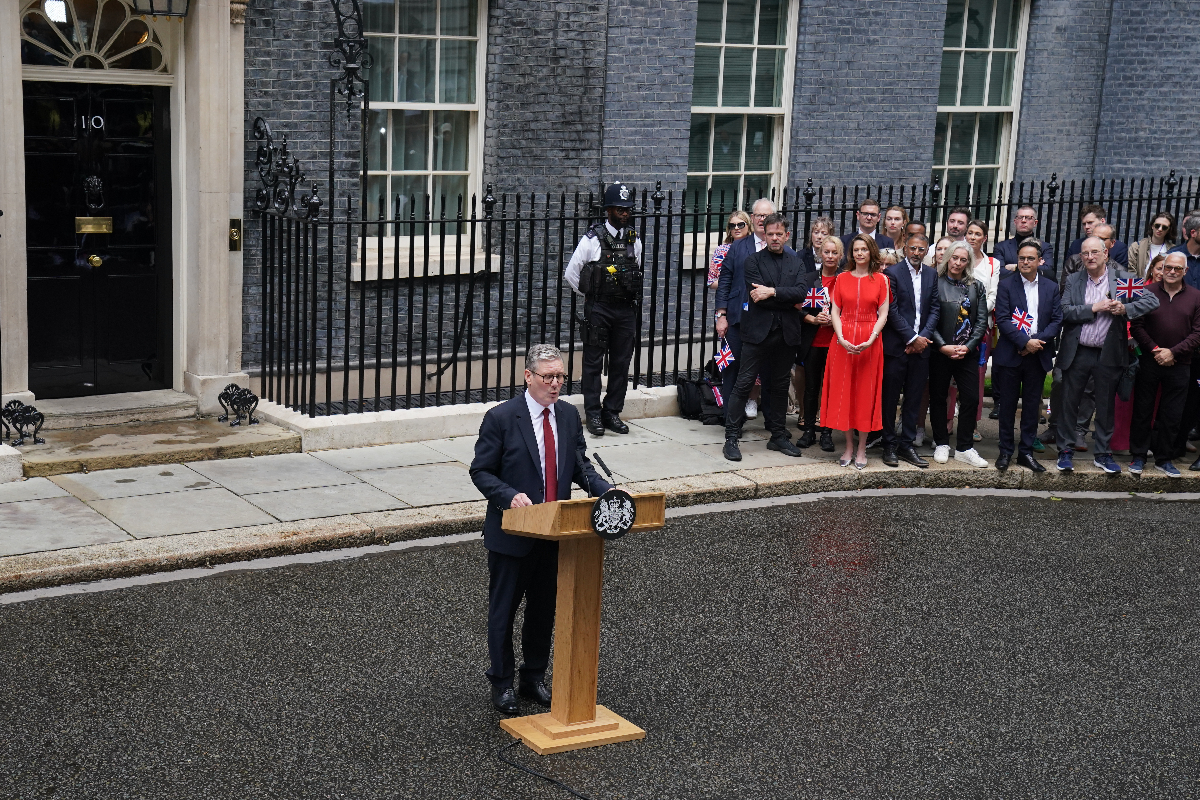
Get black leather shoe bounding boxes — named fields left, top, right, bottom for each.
left=1190, top=456, right=1200, bottom=471
left=897, top=446, right=929, bottom=468
left=796, top=430, right=816, bottom=448
left=492, top=685, right=519, bottom=714
left=1017, top=453, right=1046, bottom=473
left=586, top=416, right=605, bottom=436
left=601, top=412, right=629, bottom=434
left=518, top=678, right=552, bottom=707
left=882, top=446, right=899, bottom=467
left=988, top=407, right=1000, bottom=420
left=819, top=430, right=835, bottom=452
left=722, top=438, right=742, bottom=461
left=767, top=437, right=804, bottom=457
left=996, top=452, right=1012, bottom=471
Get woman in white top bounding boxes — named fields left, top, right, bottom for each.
left=965, top=218, right=1004, bottom=315
left=1128, top=212, right=1176, bottom=279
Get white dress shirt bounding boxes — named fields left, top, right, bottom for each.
left=1021, top=274, right=1040, bottom=334
left=906, top=257, right=923, bottom=344
left=524, top=390, right=559, bottom=482
left=563, top=221, right=644, bottom=293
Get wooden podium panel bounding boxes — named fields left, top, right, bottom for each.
left=499, top=492, right=665, bottom=754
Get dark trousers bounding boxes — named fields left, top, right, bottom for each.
left=720, top=323, right=772, bottom=423
left=582, top=301, right=637, bottom=419
left=486, top=541, right=558, bottom=688
left=1057, top=346, right=1122, bottom=455
left=724, top=327, right=793, bottom=440
left=995, top=358, right=1048, bottom=456
left=881, top=351, right=930, bottom=449
left=1169, top=358, right=1200, bottom=456
left=802, top=345, right=830, bottom=433
left=1130, top=356, right=1190, bottom=463
left=929, top=349, right=980, bottom=451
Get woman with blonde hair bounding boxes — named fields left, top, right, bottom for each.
left=803, top=216, right=835, bottom=273
left=880, top=205, right=910, bottom=259
left=706, top=209, right=753, bottom=288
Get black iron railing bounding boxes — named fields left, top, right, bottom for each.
left=253, top=172, right=1200, bottom=417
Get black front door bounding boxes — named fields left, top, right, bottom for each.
left=23, top=81, right=172, bottom=399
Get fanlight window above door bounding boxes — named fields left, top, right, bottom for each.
left=21, top=0, right=169, bottom=72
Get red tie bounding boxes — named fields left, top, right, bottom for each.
left=542, top=407, right=558, bottom=503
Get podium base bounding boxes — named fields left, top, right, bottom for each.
left=500, top=705, right=646, bottom=755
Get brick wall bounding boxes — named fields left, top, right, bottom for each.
left=786, top=0, right=948, bottom=188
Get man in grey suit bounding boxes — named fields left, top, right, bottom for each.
left=1055, top=237, right=1159, bottom=474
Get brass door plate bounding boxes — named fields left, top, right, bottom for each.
left=75, top=216, right=113, bottom=234
left=229, top=218, right=242, bottom=251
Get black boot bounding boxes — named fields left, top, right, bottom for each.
left=586, top=416, right=605, bottom=436
left=819, top=429, right=834, bottom=452
left=796, top=430, right=815, bottom=448
left=723, top=437, right=742, bottom=461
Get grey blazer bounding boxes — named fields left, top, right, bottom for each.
left=1057, top=266, right=1159, bottom=370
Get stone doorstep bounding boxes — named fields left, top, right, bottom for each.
left=34, top=389, right=199, bottom=430
left=1, top=461, right=1195, bottom=594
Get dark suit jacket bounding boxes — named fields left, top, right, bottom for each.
left=993, top=274, right=1063, bottom=372
left=882, top=259, right=940, bottom=358
left=1057, top=265, right=1159, bottom=370
left=1067, top=236, right=1128, bottom=268
left=801, top=247, right=818, bottom=274
left=470, top=395, right=612, bottom=557
left=740, top=249, right=808, bottom=346
left=715, top=236, right=797, bottom=327
left=993, top=235, right=1057, bottom=274
left=840, top=231, right=894, bottom=251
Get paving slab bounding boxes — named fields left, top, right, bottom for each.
left=308, top=441, right=454, bottom=472
left=88, top=487, right=277, bottom=538
left=628, top=415, right=769, bottom=445
left=589, top=439, right=734, bottom=481
left=0, top=478, right=70, bottom=504
left=422, top=436, right=479, bottom=464
left=244, top=484, right=407, bottom=522
left=48, top=464, right=214, bottom=501
left=584, top=424, right=668, bottom=449
left=691, top=439, right=828, bottom=469
left=188, top=453, right=361, bottom=495
left=0, top=496, right=130, bottom=556
left=354, top=462, right=481, bottom=507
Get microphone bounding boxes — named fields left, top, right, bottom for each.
left=592, top=453, right=617, bottom=484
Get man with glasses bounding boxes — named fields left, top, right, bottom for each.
left=1054, top=237, right=1158, bottom=474
left=1129, top=253, right=1200, bottom=477
left=1066, top=204, right=1129, bottom=268
left=840, top=199, right=894, bottom=251
left=993, top=205, right=1056, bottom=275
left=1168, top=213, right=1200, bottom=290
left=470, top=344, right=613, bottom=714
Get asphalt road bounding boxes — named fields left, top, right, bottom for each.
left=2, top=494, right=1198, bottom=799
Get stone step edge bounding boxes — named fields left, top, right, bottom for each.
left=1, top=461, right=1196, bottom=594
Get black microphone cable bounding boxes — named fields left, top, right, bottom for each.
left=495, top=739, right=596, bottom=800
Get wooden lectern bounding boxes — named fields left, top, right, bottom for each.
left=498, top=492, right=666, bottom=755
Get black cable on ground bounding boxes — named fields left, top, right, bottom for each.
left=496, top=739, right=596, bottom=800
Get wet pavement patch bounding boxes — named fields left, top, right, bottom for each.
left=0, top=495, right=1197, bottom=798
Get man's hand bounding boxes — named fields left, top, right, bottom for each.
left=910, top=336, right=930, bottom=353
left=1110, top=300, right=1126, bottom=316
left=1025, top=338, right=1044, bottom=353
left=715, top=315, right=728, bottom=338
left=510, top=493, right=533, bottom=508
left=1091, top=299, right=1110, bottom=313
left=1154, top=347, right=1176, bottom=366
left=750, top=283, right=776, bottom=303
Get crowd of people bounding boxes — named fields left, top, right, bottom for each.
left=709, top=197, right=1200, bottom=476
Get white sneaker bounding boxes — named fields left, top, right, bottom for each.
left=745, top=399, right=758, bottom=419
left=913, top=427, right=926, bottom=447
left=933, top=444, right=951, bottom=463
left=955, top=448, right=989, bottom=468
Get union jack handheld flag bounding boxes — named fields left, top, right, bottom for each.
left=1115, top=277, right=1145, bottom=300
left=803, top=286, right=829, bottom=309
left=1011, top=307, right=1034, bottom=334
left=715, top=339, right=736, bottom=371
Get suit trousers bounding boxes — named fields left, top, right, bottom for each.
left=582, top=301, right=637, bottom=419
left=721, top=323, right=773, bottom=423
left=1048, top=374, right=1095, bottom=444
left=725, top=327, right=793, bottom=441
left=1056, top=346, right=1122, bottom=455
left=1169, top=358, right=1200, bottom=457
left=486, top=541, right=559, bottom=688
left=928, top=350, right=980, bottom=451
left=881, top=351, right=930, bottom=449
left=1130, top=356, right=1190, bottom=463
left=995, top=358, right=1048, bottom=456
left=802, top=345, right=830, bottom=433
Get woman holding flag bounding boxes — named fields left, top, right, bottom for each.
left=796, top=236, right=843, bottom=451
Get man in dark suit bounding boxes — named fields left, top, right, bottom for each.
left=1054, top=236, right=1158, bottom=474
left=722, top=214, right=808, bottom=461
left=715, top=198, right=796, bottom=424
left=880, top=234, right=940, bottom=467
left=839, top=198, right=894, bottom=251
left=469, top=344, right=612, bottom=714
left=1065, top=204, right=1129, bottom=268
left=993, top=240, right=1064, bottom=472
left=993, top=204, right=1057, bottom=276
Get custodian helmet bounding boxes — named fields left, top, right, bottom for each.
left=603, top=183, right=635, bottom=209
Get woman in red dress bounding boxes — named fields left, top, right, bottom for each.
left=820, top=234, right=890, bottom=469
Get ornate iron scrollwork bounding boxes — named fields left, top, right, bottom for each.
left=217, top=384, right=260, bottom=427
left=2, top=400, right=46, bottom=447
left=83, top=175, right=105, bottom=210
left=253, top=118, right=322, bottom=219
left=329, top=0, right=371, bottom=108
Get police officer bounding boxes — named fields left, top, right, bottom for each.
left=565, top=183, right=644, bottom=436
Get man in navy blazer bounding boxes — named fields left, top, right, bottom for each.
left=993, top=205, right=1056, bottom=275
left=993, top=240, right=1063, bottom=472
left=715, top=198, right=795, bottom=422
left=838, top=198, right=894, bottom=252
left=881, top=234, right=940, bottom=467
left=469, top=344, right=612, bottom=714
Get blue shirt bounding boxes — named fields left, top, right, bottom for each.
left=1169, top=243, right=1200, bottom=291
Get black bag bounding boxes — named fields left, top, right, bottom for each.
left=677, top=379, right=703, bottom=420
left=697, top=379, right=725, bottom=425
